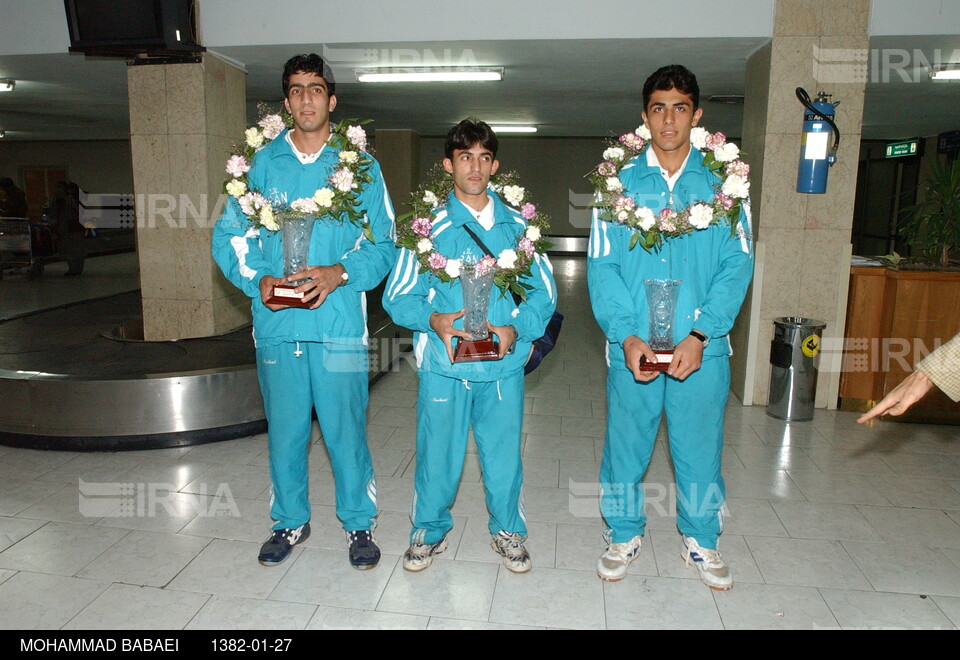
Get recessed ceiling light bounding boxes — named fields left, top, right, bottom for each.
left=490, top=125, right=538, bottom=133
left=0, top=79, right=15, bottom=92
left=356, top=68, right=503, bottom=83
left=930, top=65, right=960, bottom=80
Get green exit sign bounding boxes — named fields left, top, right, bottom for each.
left=885, top=139, right=920, bottom=158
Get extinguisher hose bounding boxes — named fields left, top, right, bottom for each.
left=796, top=87, right=840, bottom=157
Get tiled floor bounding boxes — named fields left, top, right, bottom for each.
left=2, top=254, right=960, bottom=629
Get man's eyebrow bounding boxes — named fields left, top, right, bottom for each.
left=288, top=82, right=327, bottom=89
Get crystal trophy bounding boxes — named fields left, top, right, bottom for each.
left=265, top=214, right=314, bottom=308
left=640, top=279, right=681, bottom=371
left=453, top=255, right=500, bottom=362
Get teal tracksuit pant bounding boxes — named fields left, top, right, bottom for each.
left=410, top=370, right=527, bottom=545
left=256, top=342, right=377, bottom=532
left=601, top=355, right=729, bottom=548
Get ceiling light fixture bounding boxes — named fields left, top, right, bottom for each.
left=930, top=64, right=960, bottom=81
left=490, top=125, right=538, bottom=133
left=0, top=130, right=5, bottom=139
left=0, top=79, right=15, bottom=92
left=356, top=68, right=503, bottom=83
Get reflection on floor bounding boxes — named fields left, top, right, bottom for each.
left=1, top=254, right=959, bottom=630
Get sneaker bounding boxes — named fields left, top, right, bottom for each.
left=402, top=537, right=448, bottom=572
left=347, top=530, right=381, bottom=571
left=258, top=523, right=310, bottom=566
left=681, top=536, right=733, bottom=591
left=597, top=534, right=642, bottom=582
left=491, top=531, right=532, bottom=574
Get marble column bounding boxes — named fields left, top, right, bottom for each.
left=731, top=0, right=869, bottom=407
left=374, top=129, right=421, bottom=215
left=128, top=53, right=249, bottom=341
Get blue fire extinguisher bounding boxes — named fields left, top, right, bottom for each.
left=796, top=88, right=840, bottom=194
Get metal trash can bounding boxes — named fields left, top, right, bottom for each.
left=766, top=317, right=827, bottom=421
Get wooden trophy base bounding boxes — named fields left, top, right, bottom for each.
left=639, top=350, right=673, bottom=371
left=264, top=283, right=312, bottom=308
left=453, top=337, right=500, bottom=362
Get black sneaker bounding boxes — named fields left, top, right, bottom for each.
left=257, top=523, right=310, bottom=566
left=347, top=529, right=381, bottom=571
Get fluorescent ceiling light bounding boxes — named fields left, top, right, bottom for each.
left=0, top=130, right=5, bottom=139
left=356, top=68, right=503, bottom=83
left=0, top=79, right=15, bottom=92
left=490, top=125, right=538, bottom=133
left=930, top=65, right=960, bottom=80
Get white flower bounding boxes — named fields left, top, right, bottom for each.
left=258, top=114, right=286, bottom=140
left=502, top=185, right=525, bottom=206
left=636, top=124, right=652, bottom=140
left=346, top=125, right=367, bottom=151
left=635, top=207, right=657, bottom=231
left=422, top=190, right=439, bottom=207
left=689, top=203, right=714, bottom=229
left=339, top=150, right=359, bottom=164
left=713, top=142, right=740, bottom=163
left=606, top=177, right=624, bottom=192
left=690, top=127, right=709, bottom=150
left=603, top=147, right=625, bottom=161
left=497, top=249, right=518, bottom=269
left=238, top=193, right=256, bottom=216
left=245, top=127, right=264, bottom=149
left=330, top=167, right=355, bottom=193
left=525, top=225, right=541, bottom=241
left=722, top=174, right=750, bottom=199
left=313, top=187, right=335, bottom=208
left=416, top=238, right=433, bottom=254
left=225, top=179, right=246, bottom=198
left=444, top=259, right=461, bottom=278
left=291, top=197, right=319, bottom=214
left=259, top=206, right=277, bottom=231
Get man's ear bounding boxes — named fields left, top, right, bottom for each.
left=443, top=158, right=454, bottom=174
left=328, top=94, right=337, bottom=113
left=283, top=96, right=291, bottom=114
left=692, top=107, right=703, bottom=126
left=490, top=159, right=500, bottom=176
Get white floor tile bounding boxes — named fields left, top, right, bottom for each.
left=931, top=596, right=960, bottom=628
left=746, top=536, right=872, bottom=590
left=177, top=496, right=269, bottom=542
left=713, top=583, right=839, bottom=630
left=427, top=617, right=545, bottom=630
left=0, top=572, right=110, bottom=630
left=186, top=595, right=317, bottom=630
left=0, top=521, right=129, bottom=576
left=271, top=549, right=397, bottom=609
left=771, top=501, right=882, bottom=541
left=0, top=516, right=46, bottom=552
left=0, top=478, right=68, bottom=516
left=785, top=471, right=890, bottom=506
left=843, top=542, right=960, bottom=597
left=820, top=588, right=956, bottom=630
left=377, top=559, right=499, bottom=622
left=76, top=530, right=210, bottom=587
left=166, top=539, right=297, bottom=599
left=603, top=575, right=724, bottom=629
left=306, top=604, right=428, bottom=630
left=856, top=506, right=960, bottom=548
left=63, top=582, right=208, bottom=630
left=721, top=498, right=789, bottom=537
left=490, top=565, right=605, bottom=629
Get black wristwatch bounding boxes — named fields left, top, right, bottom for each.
left=689, top=330, right=709, bottom=347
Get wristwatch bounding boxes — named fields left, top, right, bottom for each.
left=338, top=264, right=349, bottom=286
left=689, top=330, right=709, bottom=347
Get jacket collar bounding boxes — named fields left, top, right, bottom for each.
left=444, top=189, right=515, bottom=228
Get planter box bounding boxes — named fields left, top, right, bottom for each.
left=839, top=266, right=960, bottom=423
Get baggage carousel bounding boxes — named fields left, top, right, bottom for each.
left=0, top=286, right=406, bottom=451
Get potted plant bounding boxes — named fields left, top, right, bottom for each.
left=899, top=155, right=960, bottom=269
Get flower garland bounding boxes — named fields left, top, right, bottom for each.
left=396, top=166, right=552, bottom=301
left=590, top=124, right=750, bottom=252
left=223, top=106, right=376, bottom=242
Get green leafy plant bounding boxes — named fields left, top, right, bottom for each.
left=899, top=156, right=960, bottom=269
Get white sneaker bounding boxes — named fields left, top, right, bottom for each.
left=596, top=535, right=642, bottom=582
left=680, top=536, right=733, bottom=590
left=491, top=531, right=532, bottom=574
left=402, top=537, right=448, bottom=572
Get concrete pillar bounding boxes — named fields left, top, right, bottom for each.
left=128, top=53, right=249, bottom=341
left=731, top=0, right=869, bottom=407
left=374, top=129, right=420, bottom=215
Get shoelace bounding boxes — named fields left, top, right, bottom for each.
left=606, top=541, right=639, bottom=560
left=685, top=543, right=725, bottom=569
left=497, top=533, right=527, bottom=558
left=349, top=530, right=372, bottom=546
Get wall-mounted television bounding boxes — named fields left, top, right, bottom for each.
left=64, top=0, right=203, bottom=58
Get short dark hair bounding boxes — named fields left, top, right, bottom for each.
left=642, top=64, right=700, bottom=111
left=444, top=118, right=498, bottom=160
left=282, top=53, right=336, bottom=98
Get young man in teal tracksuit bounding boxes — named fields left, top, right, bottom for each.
left=588, top=65, right=753, bottom=589
left=384, top=119, right=556, bottom=573
left=213, top=54, right=396, bottom=570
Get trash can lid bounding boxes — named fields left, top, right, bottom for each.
left=774, top=317, right=826, bottom=329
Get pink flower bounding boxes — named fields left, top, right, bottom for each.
left=521, top=203, right=537, bottom=220
left=619, top=133, right=645, bottom=150
left=346, top=125, right=367, bottom=152
left=613, top=195, right=636, bottom=213
left=258, top=114, right=286, bottom=140
left=226, top=155, right=250, bottom=178
left=598, top=161, right=617, bottom=177
left=714, top=193, right=735, bottom=210
left=518, top=237, right=535, bottom=257
left=238, top=193, right=256, bottom=216
left=725, top=160, right=750, bottom=178
left=705, top=131, right=726, bottom=151
left=658, top=208, right=678, bottom=232
left=476, top=255, right=497, bottom=277
left=411, top=217, right=433, bottom=237
left=428, top=252, right=447, bottom=270
left=330, top=167, right=355, bottom=192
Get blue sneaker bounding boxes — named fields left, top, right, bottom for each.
left=347, top=530, right=381, bottom=571
left=258, top=523, right=310, bottom=566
